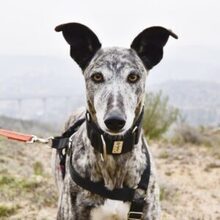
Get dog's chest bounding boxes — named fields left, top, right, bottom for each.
left=95, top=155, right=130, bottom=189
left=90, top=199, right=130, bottom=220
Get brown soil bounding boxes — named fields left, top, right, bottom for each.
left=0, top=138, right=219, bottom=220
left=152, top=142, right=220, bottom=220
left=0, top=139, right=57, bottom=220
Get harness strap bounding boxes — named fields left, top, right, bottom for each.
left=69, top=138, right=151, bottom=219
left=51, top=118, right=86, bottom=179
left=51, top=112, right=150, bottom=219
left=128, top=138, right=151, bottom=220
left=69, top=159, right=135, bottom=201
left=137, top=140, right=151, bottom=191
left=51, top=118, right=86, bottom=149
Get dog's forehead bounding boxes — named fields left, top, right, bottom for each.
left=86, top=47, right=145, bottom=72
left=95, top=47, right=136, bottom=61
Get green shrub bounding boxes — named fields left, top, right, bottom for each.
left=172, top=124, right=204, bottom=145
left=143, top=91, right=179, bottom=139
left=0, top=205, right=18, bottom=217
left=0, top=176, right=15, bottom=186
left=33, top=161, right=44, bottom=176
left=172, top=123, right=218, bottom=147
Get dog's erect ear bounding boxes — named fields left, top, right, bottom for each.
left=131, top=26, right=178, bottom=70
left=55, top=23, right=101, bottom=70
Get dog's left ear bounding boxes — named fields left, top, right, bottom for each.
left=55, top=23, right=101, bottom=70
left=131, top=26, right=178, bottom=70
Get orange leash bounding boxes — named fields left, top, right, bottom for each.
left=0, top=129, right=51, bottom=144
left=0, top=129, right=33, bottom=142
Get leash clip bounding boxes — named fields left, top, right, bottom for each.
left=27, top=136, right=53, bottom=144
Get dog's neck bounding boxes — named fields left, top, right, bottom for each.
left=88, top=137, right=145, bottom=190
left=84, top=109, right=145, bottom=190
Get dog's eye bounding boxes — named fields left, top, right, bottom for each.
left=127, top=73, right=140, bottom=83
left=91, top=72, right=104, bottom=83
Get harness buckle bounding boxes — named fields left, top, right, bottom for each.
left=128, top=211, right=143, bottom=220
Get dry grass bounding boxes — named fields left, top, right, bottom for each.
left=0, top=126, right=220, bottom=219
left=151, top=141, right=220, bottom=220
left=0, top=204, right=19, bottom=218
left=0, top=139, right=57, bottom=219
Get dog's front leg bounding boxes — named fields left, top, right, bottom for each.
left=57, top=175, right=76, bottom=220
left=142, top=178, right=161, bottom=220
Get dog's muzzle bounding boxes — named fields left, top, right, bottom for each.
left=104, top=110, right=126, bottom=132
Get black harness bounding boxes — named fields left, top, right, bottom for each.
left=51, top=118, right=86, bottom=179
left=51, top=110, right=151, bottom=220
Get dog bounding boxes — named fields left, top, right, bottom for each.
left=52, top=23, right=177, bottom=220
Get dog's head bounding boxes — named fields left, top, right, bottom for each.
left=56, top=23, right=177, bottom=135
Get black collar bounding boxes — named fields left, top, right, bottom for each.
left=86, top=109, right=144, bottom=155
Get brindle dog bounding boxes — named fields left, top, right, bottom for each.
left=52, top=23, right=177, bottom=220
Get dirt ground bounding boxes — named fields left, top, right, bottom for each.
left=0, top=139, right=57, bottom=220
left=152, top=142, right=220, bottom=220
left=0, top=138, right=219, bottom=220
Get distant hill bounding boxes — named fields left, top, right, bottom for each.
left=0, top=55, right=85, bottom=126
left=0, top=55, right=85, bottom=98
left=147, top=45, right=220, bottom=85
left=0, top=55, right=220, bottom=127
left=150, top=80, right=220, bottom=126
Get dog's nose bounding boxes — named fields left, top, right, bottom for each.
left=104, top=112, right=126, bottom=132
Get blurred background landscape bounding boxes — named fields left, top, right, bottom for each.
left=1, top=53, right=220, bottom=146
left=0, top=0, right=220, bottom=219
left=0, top=52, right=220, bottom=128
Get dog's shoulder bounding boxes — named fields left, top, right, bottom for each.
left=64, top=107, right=86, bottom=131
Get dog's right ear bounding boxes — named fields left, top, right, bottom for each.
left=55, top=23, right=101, bottom=70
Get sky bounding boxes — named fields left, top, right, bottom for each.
left=0, top=0, right=220, bottom=83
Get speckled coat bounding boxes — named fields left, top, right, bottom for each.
left=52, top=22, right=177, bottom=220
left=52, top=108, right=160, bottom=220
